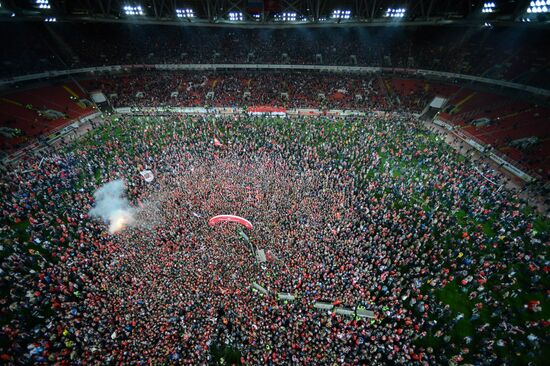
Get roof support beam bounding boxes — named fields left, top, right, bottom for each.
left=370, top=0, right=377, bottom=20
left=152, top=0, right=159, bottom=18
left=426, top=0, right=435, bottom=19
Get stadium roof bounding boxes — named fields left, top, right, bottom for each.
left=0, top=0, right=546, bottom=26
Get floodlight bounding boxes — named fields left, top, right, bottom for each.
left=331, top=9, right=351, bottom=19
left=123, top=4, right=144, bottom=16
left=228, top=12, right=243, bottom=21
left=176, top=8, right=195, bottom=18
left=275, top=12, right=297, bottom=21
left=44, top=17, right=56, bottom=22
left=482, top=2, right=496, bottom=13
left=36, top=0, right=51, bottom=9
left=526, top=0, right=550, bottom=13
left=385, top=7, right=406, bottom=18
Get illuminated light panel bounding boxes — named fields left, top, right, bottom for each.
left=331, top=10, right=351, bottom=19
left=176, top=8, right=195, bottom=18
left=275, top=12, right=297, bottom=21
left=385, top=8, right=406, bottom=18
left=123, top=5, right=144, bottom=16
left=228, top=12, right=243, bottom=21
left=526, top=0, right=550, bottom=13
left=36, top=0, right=51, bottom=9
left=482, top=2, right=496, bottom=13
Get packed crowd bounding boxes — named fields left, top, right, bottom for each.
left=0, top=112, right=547, bottom=365
left=2, top=22, right=549, bottom=88
left=90, top=71, right=393, bottom=111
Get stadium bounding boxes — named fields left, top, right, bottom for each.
left=0, top=0, right=549, bottom=365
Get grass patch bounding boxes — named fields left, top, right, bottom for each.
left=13, top=219, right=31, bottom=243
left=436, top=281, right=472, bottom=317
left=532, top=217, right=550, bottom=237
left=210, top=344, right=242, bottom=365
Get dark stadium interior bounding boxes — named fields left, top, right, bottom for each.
left=0, top=1, right=549, bottom=365
left=1, top=22, right=550, bottom=87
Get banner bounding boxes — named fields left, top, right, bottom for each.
left=247, top=106, right=286, bottom=116
left=140, top=170, right=154, bottom=182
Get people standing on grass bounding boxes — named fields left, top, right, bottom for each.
left=0, top=113, right=547, bottom=365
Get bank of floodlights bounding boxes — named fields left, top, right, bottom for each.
left=44, top=17, right=56, bottom=22
left=36, top=0, right=51, bottom=9
left=526, top=0, right=550, bottom=13
left=123, top=5, right=144, bottom=16
left=385, top=8, right=406, bottom=18
left=176, top=8, right=195, bottom=18
left=332, top=10, right=351, bottom=19
left=275, top=12, right=297, bottom=21
left=228, top=12, right=243, bottom=21
left=482, top=2, right=496, bottom=13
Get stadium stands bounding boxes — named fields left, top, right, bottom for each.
left=1, top=69, right=548, bottom=178
left=1, top=22, right=549, bottom=88
left=0, top=18, right=548, bottom=366
left=0, top=82, right=95, bottom=150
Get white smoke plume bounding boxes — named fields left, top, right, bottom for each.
left=89, top=180, right=135, bottom=234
